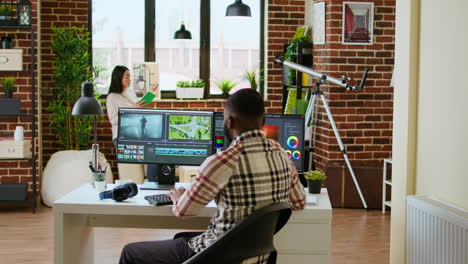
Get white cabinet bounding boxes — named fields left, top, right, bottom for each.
left=275, top=188, right=332, bottom=264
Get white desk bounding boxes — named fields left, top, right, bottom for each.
left=54, top=184, right=331, bottom=264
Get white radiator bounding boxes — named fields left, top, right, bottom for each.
left=407, top=196, right=468, bottom=264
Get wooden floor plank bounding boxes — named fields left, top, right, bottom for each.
left=0, top=206, right=390, bottom=264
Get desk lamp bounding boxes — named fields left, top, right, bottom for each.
left=72, top=81, right=104, bottom=171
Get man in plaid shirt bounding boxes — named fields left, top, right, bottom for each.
left=120, top=89, right=306, bottom=264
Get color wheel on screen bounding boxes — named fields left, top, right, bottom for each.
left=292, top=151, right=301, bottom=160
left=287, top=136, right=299, bottom=149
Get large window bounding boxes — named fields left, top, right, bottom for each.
left=91, top=0, right=145, bottom=93
left=91, top=0, right=264, bottom=97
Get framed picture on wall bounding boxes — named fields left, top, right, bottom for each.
left=342, top=2, right=374, bottom=45
left=313, top=2, right=326, bottom=44
left=131, top=62, right=160, bottom=100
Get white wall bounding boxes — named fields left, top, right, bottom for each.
left=416, top=0, right=468, bottom=209
left=391, top=0, right=468, bottom=263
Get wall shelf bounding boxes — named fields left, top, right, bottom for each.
left=0, top=28, right=36, bottom=213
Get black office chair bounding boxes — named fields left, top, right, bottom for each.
left=176, top=203, right=292, bottom=264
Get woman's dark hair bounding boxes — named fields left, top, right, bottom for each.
left=108, top=65, right=129, bottom=94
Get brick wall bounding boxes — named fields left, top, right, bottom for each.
left=0, top=0, right=39, bottom=198
left=39, top=0, right=305, bottom=181
left=312, top=0, right=395, bottom=208
left=3, top=0, right=395, bottom=209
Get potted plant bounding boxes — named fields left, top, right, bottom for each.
left=0, top=4, right=14, bottom=26
left=2, top=77, right=16, bottom=98
left=93, top=172, right=106, bottom=192
left=215, top=79, right=238, bottom=98
left=176, top=79, right=205, bottom=99
left=284, top=27, right=310, bottom=86
left=244, top=68, right=264, bottom=91
left=304, top=170, right=327, bottom=194
left=0, top=4, right=12, bottom=19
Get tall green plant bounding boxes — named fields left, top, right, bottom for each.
left=46, top=26, right=100, bottom=150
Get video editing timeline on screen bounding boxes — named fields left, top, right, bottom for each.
left=116, top=108, right=214, bottom=166
left=213, top=112, right=305, bottom=172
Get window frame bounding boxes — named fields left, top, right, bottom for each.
left=89, top=0, right=265, bottom=99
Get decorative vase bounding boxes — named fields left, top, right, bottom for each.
left=14, top=126, right=24, bottom=142
left=307, top=179, right=322, bottom=194
left=94, top=181, right=106, bottom=192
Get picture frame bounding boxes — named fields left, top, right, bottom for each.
left=131, top=62, right=161, bottom=100
left=313, top=2, right=326, bottom=45
left=342, top=2, right=374, bottom=45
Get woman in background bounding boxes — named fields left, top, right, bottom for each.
left=106, top=65, right=143, bottom=145
left=106, top=65, right=159, bottom=183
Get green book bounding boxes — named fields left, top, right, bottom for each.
left=139, top=91, right=156, bottom=105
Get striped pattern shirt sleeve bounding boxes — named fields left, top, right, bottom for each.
left=172, top=146, right=240, bottom=217
left=287, top=159, right=306, bottom=210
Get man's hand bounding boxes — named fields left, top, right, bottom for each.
left=168, top=187, right=186, bottom=203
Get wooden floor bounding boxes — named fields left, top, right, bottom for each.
left=0, top=205, right=390, bottom=264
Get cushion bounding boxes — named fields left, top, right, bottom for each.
left=41, top=150, right=113, bottom=207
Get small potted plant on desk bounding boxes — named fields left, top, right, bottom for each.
left=176, top=79, right=205, bottom=99
left=93, top=172, right=107, bottom=192
left=2, top=77, right=16, bottom=98
left=215, top=79, right=237, bottom=98
left=304, top=170, right=327, bottom=194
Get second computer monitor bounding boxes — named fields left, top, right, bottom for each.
left=117, top=108, right=214, bottom=166
left=214, top=112, right=305, bottom=172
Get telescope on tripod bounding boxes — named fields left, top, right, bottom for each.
left=275, top=56, right=369, bottom=208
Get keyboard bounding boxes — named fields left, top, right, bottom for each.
left=144, top=194, right=173, bottom=206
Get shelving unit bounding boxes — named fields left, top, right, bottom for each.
left=382, top=158, right=392, bottom=214
left=0, top=26, right=36, bottom=213
left=281, top=42, right=313, bottom=111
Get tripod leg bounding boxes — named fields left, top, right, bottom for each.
left=305, top=94, right=317, bottom=128
left=305, top=94, right=317, bottom=171
left=320, top=94, right=368, bottom=209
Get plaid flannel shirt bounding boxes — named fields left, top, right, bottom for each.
left=173, top=130, right=306, bottom=263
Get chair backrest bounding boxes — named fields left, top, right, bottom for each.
left=183, top=203, right=292, bottom=264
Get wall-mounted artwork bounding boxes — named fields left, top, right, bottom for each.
left=313, top=2, right=326, bottom=44
left=342, top=2, right=374, bottom=45
left=131, top=62, right=160, bottom=100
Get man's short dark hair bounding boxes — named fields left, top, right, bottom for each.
left=225, top=89, right=265, bottom=121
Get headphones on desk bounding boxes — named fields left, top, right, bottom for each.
left=99, top=182, right=138, bottom=202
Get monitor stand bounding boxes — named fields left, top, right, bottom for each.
left=140, top=165, right=176, bottom=190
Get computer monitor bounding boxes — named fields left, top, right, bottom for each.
left=213, top=112, right=305, bottom=172
left=117, top=108, right=214, bottom=189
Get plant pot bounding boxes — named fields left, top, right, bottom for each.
left=222, top=92, right=230, bottom=99
left=0, top=18, right=16, bottom=26
left=4, top=90, right=13, bottom=98
left=94, top=181, right=107, bottom=192
left=307, top=179, right=322, bottom=194
left=176, top=87, right=204, bottom=99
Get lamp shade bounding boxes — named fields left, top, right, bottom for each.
left=226, top=0, right=251, bottom=17
left=72, top=82, right=104, bottom=116
left=174, top=24, right=192, bottom=39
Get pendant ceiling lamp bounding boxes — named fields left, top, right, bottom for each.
left=225, top=0, right=251, bottom=17
left=174, top=22, right=192, bottom=39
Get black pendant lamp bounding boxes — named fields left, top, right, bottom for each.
left=226, top=0, right=251, bottom=17
left=174, top=23, right=192, bottom=39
